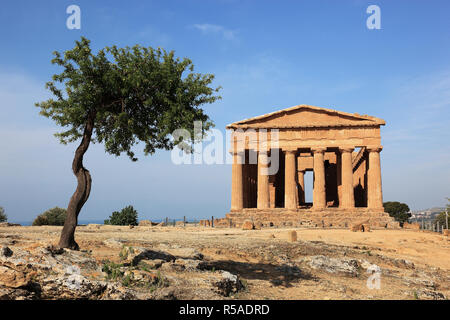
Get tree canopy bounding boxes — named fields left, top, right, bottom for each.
left=37, top=37, right=220, bottom=161
left=32, top=207, right=67, bottom=226
left=383, top=201, right=411, bottom=225
left=104, top=205, right=138, bottom=226
left=36, top=37, right=221, bottom=249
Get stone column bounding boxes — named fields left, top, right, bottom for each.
left=339, top=147, right=355, bottom=209
left=257, top=151, right=270, bottom=209
left=312, top=147, right=326, bottom=209
left=231, top=152, right=244, bottom=211
left=284, top=150, right=298, bottom=210
left=297, top=170, right=305, bottom=205
left=367, top=146, right=383, bottom=209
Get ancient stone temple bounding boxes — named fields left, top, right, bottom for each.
left=219, top=105, right=398, bottom=228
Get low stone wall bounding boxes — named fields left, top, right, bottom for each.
left=403, top=222, right=420, bottom=230
left=214, top=208, right=399, bottom=229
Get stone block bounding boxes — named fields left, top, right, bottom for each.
left=242, top=220, right=254, bottom=230
left=288, top=230, right=297, bottom=242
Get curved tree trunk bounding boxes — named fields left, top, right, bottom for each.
left=59, top=110, right=96, bottom=250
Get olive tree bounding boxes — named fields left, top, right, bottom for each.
left=36, top=37, right=220, bottom=249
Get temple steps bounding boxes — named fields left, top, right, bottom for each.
left=215, top=207, right=399, bottom=229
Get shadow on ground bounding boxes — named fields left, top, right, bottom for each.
left=197, top=260, right=316, bottom=287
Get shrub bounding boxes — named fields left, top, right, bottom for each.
left=104, top=205, right=138, bottom=226
left=0, top=207, right=7, bottom=223
left=434, top=198, right=449, bottom=228
left=32, top=207, right=67, bottom=226
left=383, top=201, right=411, bottom=225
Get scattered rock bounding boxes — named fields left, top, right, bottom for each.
left=359, top=259, right=372, bottom=270
left=150, top=287, right=177, bottom=300
left=86, top=224, right=101, bottom=230
left=242, top=220, right=254, bottom=230
left=288, top=230, right=297, bottom=242
left=1, top=247, right=13, bottom=258
left=168, top=247, right=204, bottom=260
left=350, top=222, right=370, bottom=232
left=415, top=289, right=446, bottom=300
left=214, top=271, right=245, bottom=297
left=138, top=220, right=153, bottom=227
left=0, top=223, right=21, bottom=227
left=307, top=255, right=359, bottom=277
left=0, top=286, right=37, bottom=300
left=403, top=222, right=420, bottom=230
left=192, top=252, right=204, bottom=260
left=103, top=239, right=126, bottom=248
left=0, top=266, right=32, bottom=288
left=175, top=259, right=202, bottom=271
left=254, top=222, right=263, bottom=230
left=404, top=277, right=435, bottom=289
left=45, top=245, right=64, bottom=256
left=129, top=248, right=176, bottom=266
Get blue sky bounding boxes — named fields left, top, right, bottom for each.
left=1, top=0, right=449, bottom=223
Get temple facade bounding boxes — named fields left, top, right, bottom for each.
left=221, top=105, right=398, bottom=228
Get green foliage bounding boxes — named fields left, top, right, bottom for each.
left=104, top=205, right=138, bottom=226
left=102, top=261, right=125, bottom=281
left=0, top=207, right=7, bottom=223
left=434, top=198, right=450, bottom=227
left=36, top=37, right=221, bottom=161
left=383, top=201, right=411, bottom=225
left=119, top=245, right=135, bottom=261
left=102, top=258, right=169, bottom=289
left=32, top=207, right=67, bottom=226
left=150, top=271, right=169, bottom=291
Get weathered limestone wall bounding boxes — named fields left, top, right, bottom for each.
left=218, top=208, right=399, bottom=229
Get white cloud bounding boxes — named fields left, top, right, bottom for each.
left=192, top=23, right=237, bottom=40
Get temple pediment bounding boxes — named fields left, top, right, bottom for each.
left=226, top=105, right=385, bottom=129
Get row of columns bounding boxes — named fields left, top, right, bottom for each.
left=231, top=147, right=384, bottom=211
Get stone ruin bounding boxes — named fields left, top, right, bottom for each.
left=215, top=105, right=399, bottom=229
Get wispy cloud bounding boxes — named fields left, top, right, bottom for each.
left=192, top=24, right=237, bottom=40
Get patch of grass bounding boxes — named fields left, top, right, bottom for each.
left=413, top=291, right=419, bottom=300
left=146, top=271, right=169, bottom=292
left=103, top=249, right=170, bottom=291
left=119, top=245, right=134, bottom=261
left=121, top=273, right=133, bottom=287
left=138, top=261, right=151, bottom=272
left=240, top=279, right=249, bottom=292
left=102, top=260, right=124, bottom=281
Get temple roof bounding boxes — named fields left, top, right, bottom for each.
left=226, top=104, right=386, bottom=129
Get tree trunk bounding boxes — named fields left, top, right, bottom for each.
left=59, top=110, right=96, bottom=249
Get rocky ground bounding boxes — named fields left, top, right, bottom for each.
left=0, top=224, right=449, bottom=300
